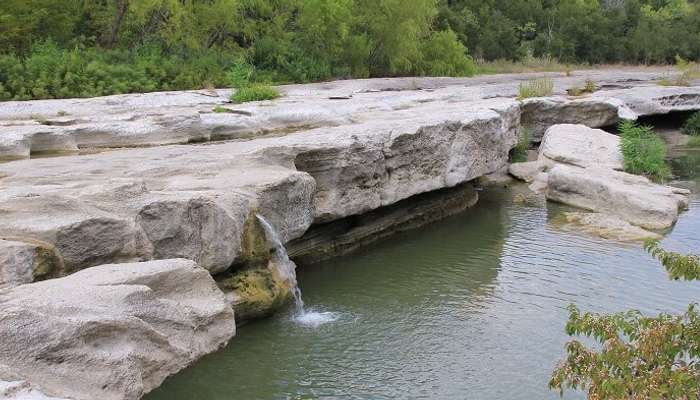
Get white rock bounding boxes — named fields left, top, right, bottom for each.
left=0, top=259, right=235, bottom=400
left=546, top=164, right=689, bottom=230
left=0, top=239, right=61, bottom=289
left=538, top=124, right=623, bottom=170
left=557, top=212, right=662, bottom=242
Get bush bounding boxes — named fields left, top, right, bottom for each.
left=419, top=30, right=476, bottom=77
left=682, top=111, right=700, bottom=136
left=618, top=120, right=671, bottom=181
left=551, top=241, right=700, bottom=399
left=231, top=85, right=280, bottom=104
left=517, top=77, right=554, bottom=99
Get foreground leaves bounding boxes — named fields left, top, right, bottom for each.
left=551, top=241, right=700, bottom=399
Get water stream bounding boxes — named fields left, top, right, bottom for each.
left=256, top=214, right=338, bottom=327
left=147, top=149, right=700, bottom=400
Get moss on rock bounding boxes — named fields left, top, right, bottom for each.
left=217, top=260, right=293, bottom=321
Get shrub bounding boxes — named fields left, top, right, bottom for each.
left=618, top=120, right=671, bottom=181
left=511, top=127, right=531, bottom=163
left=419, top=30, right=476, bottom=77
left=682, top=111, right=700, bottom=136
left=231, top=85, right=280, bottom=104
left=583, top=79, right=597, bottom=93
left=687, top=136, right=700, bottom=147
left=517, top=77, right=554, bottom=99
left=551, top=241, right=700, bottom=399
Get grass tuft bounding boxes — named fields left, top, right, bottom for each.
left=231, top=85, right=280, bottom=104
left=517, top=77, right=554, bottom=100
left=511, top=127, right=531, bottom=163
left=682, top=111, right=700, bottom=136
left=618, top=120, right=671, bottom=182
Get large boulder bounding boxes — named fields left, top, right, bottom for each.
left=0, top=259, right=236, bottom=400
left=511, top=124, right=690, bottom=234
left=546, top=164, right=689, bottom=230
left=537, top=124, right=623, bottom=170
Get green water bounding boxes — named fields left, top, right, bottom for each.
left=148, top=152, right=700, bottom=400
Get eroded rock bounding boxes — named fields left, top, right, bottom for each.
left=555, top=212, right=662, bottom=242
left=0, top=239, right=62, bottom=289
left=546, top=164, right=689, bottom=230
left=0, top=259, right=235, bottom=400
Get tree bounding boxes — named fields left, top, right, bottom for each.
left=550, top=241, right=700, bottom=399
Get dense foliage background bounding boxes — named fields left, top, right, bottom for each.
left=1, top=0, right=699, bottom=100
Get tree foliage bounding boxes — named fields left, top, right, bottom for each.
left=551, top=241, right=700, bottom=399
left=1, top=0, right=699, bottom=100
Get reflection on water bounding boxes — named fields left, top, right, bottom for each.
left=147, top=154, right=700, bottom=400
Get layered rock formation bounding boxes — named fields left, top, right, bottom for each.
left=0, top=259, right=235, bottom=400
left=511, top=124, right=690, bottom=239
left=0, top=70, right=698, bottom=399
left=522, top=86, right=700, bottom=141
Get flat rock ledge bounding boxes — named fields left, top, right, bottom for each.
left=0, top=259, right=236, bottom=400
left=510, top=124, right=690, bottom=239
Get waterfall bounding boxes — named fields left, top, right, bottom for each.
left=256, top=215, right=339, bottom=327
left=256, top=214, right=305, bottom=314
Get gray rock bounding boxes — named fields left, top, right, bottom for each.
left=546, top=164, right=689, bottom=230
left=522, top=86, right=700, bottom=141
left=555, top=212, right=662, bottom=242
left=0, top=98, right=516, bottom=278
left=0, top=259, right=235, bottom=400
left=538, top=124, right=624, bottom=170
left=508, top=161, right=540, bottom=183
left=0, top=239, right=62, bottom=289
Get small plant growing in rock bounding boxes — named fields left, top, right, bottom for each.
left=583, top=79, right=597, bottom=93
left=231, top=85, right=280, bottom=104
left=213, top=106, right=229, bottom=113
left=682, top=111, right=700, bottom=136
left=56, top=110, right=69, bottom=117
left=227, top=59, right=280, bottom=104
left=566, top=86, right=583, bottom=96
left=511, top=127, right=531, bottom=163
left=518, top=77, right=554, bottom=99
left=618, top=120, right=670, bottom=182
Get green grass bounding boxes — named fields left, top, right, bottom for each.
left=687, top=136, right=700, bottom=147
left=231, top=85, right=280, bottom=104
left=567, top=79, right=597, bottom=97
left=682, top=111, right=700, bottom=136
left=618, top=120, right=671, bottom=182
left=511, top=127, right=531, bottom=163
left=476, top=56, right=582, bottom=75
left=517, top=77, right=554, bottom=100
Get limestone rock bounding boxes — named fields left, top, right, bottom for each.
left=521, top=97, right=620, bottom=142
left=521, top=86, right=700, bottom=141
left=546, top=164, right=689, bottom=230
left=508, top=161, right=540, bottom=183
left=556, top=212, right=662, bottom=242
left=218, top=259, right=295, bottom=321
left=0, top=259, right=235, bottom=400
left=0, top=239, right=62, bottom=289
left=537, top=124, right=624, bottom=170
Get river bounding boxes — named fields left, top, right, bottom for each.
left=147, top=149, right=700, bottom=400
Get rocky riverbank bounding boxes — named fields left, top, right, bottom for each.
left=1, top=69, right=699, bottom=399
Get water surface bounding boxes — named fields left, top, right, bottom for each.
left=148, top=151, right=700, bottom=400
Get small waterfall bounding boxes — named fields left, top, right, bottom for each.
left=256, top=214, right=305, bottom=314
left=256, top=215, right=338, bottom=327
